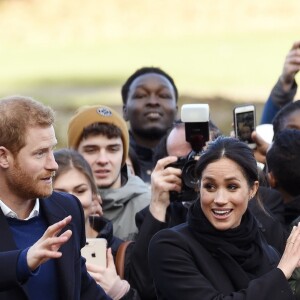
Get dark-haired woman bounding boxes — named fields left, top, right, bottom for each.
left=149, top=136, right=300, bottom=299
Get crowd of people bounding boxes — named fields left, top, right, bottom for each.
left=1, top=39, right=300, bottom=299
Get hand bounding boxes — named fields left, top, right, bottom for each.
left=86, top=248, right=119, bottom=293
left=251, top=131, right=270, bottom=164
left=27, top=215, right=72, bottom=271
left=150, top=156, right=182, bottom=222
left=280, top=40, right=300, bottom=92
left=277, top=223, right=300, bottom=279
left=91, top=194, right=103, bottom=217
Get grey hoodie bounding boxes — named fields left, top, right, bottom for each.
left=99, top=168, right=150, bottom=241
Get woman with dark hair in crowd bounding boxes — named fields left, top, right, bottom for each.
left=149, top=136, right=300, bottom=299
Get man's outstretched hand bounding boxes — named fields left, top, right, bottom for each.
left=27, top=215, right=73, bottom=271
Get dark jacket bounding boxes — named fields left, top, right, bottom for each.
left=284, top=195, right=300, bottom=229
left=129, top=131, right=155, bottom=184
left=149, top=222, right=294, bottom=300
left=248, top=187, right=288, bottom=254
left=128, top=186, right=287, bottom=300
left=0, top=191, right=111, bottom=300
left=283, top=195, right=300, bottom=300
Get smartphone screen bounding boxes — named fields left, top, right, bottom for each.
left=234, top=105, right=256, bottom=148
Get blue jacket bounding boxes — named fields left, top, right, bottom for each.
left=260, top=78, right=297, bottom=124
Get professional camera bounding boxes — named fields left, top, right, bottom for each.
left=168, top=104, right=210, bottom=202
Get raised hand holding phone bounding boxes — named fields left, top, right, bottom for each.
left=233, top=104, right=256, bottom=149
left=81, top=238, right=107, bottom=268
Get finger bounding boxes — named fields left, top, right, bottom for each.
left=229, top=130, right=235, bottom=138
left=49, top=216, right=72, bottom=236
left=35, top=232, right=72, bottom=256
left=163, top=165, right=182, bottom=177
left=286, top=53, right=300, bottom=64
left=286, top=225, right=298, bottom=245
left=86, top=262, right=103, bottom=273
left=291, top=40, right=300, bottom=50
left=251, top=131, right=262, bottom=145
left=46, top=216, right=72, bottom=237
left=96, top=193, right=103, bottom=205
left=91, top=199, right=103, bottom=216
left=38, top=249, right=64, bottom=259
left=286, top=235, right=300, bottom=249
left=106, top=248, right=114, bottom=268
left=59, top=229, right=72, bottom=239
left=87, top=270, right=102, bottom=283
left=252, top=131, right=270, bottom=150
left=154, top=156, right=178, bottom=171
left=153, top=174, right=182, bottom=192
left=27, top=232, right=71, bottom=270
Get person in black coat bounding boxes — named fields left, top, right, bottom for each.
left=266, top=129, right=300, bottom=299
left=266, top=129, right=300, bottom=229
left=149, top=136, right=300, bottom=299
left=128, top=122, right=287, bottom=300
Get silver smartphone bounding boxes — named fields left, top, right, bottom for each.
left=81, top=238, right=107, bottom=267
left=233, top=104, right=256, bottom=149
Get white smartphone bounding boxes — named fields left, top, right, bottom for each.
left=233, top=105, right=256, bottom=149
left=81, top=238, right=107, bottom=268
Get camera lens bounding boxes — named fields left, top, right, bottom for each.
left=181, top=160, right=198, bottom=189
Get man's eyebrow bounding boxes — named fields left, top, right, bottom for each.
left=33, top=143, right=57, bottom=152
left=134, top=83, right=171, bottom=90
left=82, top=144, right=99, bottom=148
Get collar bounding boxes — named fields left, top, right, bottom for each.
left=129, top=131, right=155, bottom=160
left=0, top=199, right=40, bottom=220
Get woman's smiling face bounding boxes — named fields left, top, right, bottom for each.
left=200, top=157, right=258, bottom=230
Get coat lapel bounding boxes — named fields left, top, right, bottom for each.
left=41, top=195, right=77, bottom=300
left=0, top=209, right=17, bottom=251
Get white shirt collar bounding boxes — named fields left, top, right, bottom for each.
left=0, top=199, right=40, bottom=220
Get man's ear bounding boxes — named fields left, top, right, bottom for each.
left=267, top=171, right=277, bottom=188
left=123, top=104, right=129, bottom=121
left=0, top=146, right=11, bottom=168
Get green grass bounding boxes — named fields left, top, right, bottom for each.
left=0, top=0, right=300, bottom=146
left=0, top=31, right=299, bottom=107
left=1, top=0, right=300, bottom=104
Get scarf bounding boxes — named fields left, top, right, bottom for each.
left=188, top=200, right=274, bottom=289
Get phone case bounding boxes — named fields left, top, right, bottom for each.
left=81, top=238, right=107, bottom=267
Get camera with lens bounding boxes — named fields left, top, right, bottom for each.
left=168, top=104, right=210, bottom=202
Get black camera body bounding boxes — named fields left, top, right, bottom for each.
left=168, top=150, right=200, bottom=202
left=168, top=104, right=210, bottom=202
